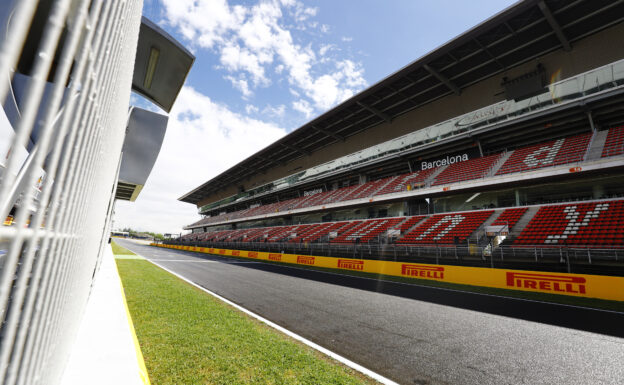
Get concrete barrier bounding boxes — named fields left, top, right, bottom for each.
left=153, top=244, right=624, bottom=302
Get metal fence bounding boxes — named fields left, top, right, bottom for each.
left=169, top=239, right=624, bottom=276
left=0, top=1, right=142, bottom=384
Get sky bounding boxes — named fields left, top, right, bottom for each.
left=114, top=0, right=517, bottom=235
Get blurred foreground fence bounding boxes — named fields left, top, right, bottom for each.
left=0, top=0, right=142, bottom=384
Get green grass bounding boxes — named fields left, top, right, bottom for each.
left=116, top=258, right=378, bottom=385
left=111, top=240, right=135, bottom=255
left=178, top=250, right=624, bottom=312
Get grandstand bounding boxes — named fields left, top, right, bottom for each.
left=174, top=0, right=624, bottom=275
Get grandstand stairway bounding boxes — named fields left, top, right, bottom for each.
left=488, top=150, right=513, bottom=176
left=471, top=210, right=505, bottom=245
left=584, top=130, right=608, bottom=161
left=371, top=175, right=401, bottom=196
left=513, top=200, right=624, bottom=247
left=497, top=206, right=540, bottom=246
left=508, top=206, right=540, bottom=236
left=424, top=165, right=447, bottom=187
left=325, top=185, right=359, bottom=204
left=397, top=210, right=494, bottom=245
left=432, top=154, right=502, bottom=186
left=482, top=211, right=503, bottom=228
left=495, top=132, right=592, bottom=176
left=396, top=215, right=428, bottom=235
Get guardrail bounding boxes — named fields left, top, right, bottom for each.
left=0, top=1, right=141, bottom=384
left=156, top=243, right=624, bottom=302
left=191, top=149, right=624, bottom=228
left=166, top=240, right=624, bottom=276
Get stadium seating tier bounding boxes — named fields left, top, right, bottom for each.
left=514, top=200, right=624, bottom=247
left=432, top=154, right=501, bottom=186
left=188, top=129, right=624, bottom=229
left=602, top=126, right=624, bottom=158
left=495, top=133, right=592, bottom=176
left=397, top=210, right=494, bottom=244
left=491, top=207, right=529, bottom=229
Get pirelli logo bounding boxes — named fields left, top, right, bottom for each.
left=297, top=255, right=315, bottom=265
left=231, top=250, right=240, bottom=256
left=218, top=249, right=226, bottom=255
left=506, top=272, right=586, bottom=294
left=247, top=251, right=258, bottom=258
left=338, top=259, right=364, bottom=271
left=208, top=248, right=215, bottom=253
left=268, top=253, right=282, bottom=261
left=401, top=264, right=444, bottom=280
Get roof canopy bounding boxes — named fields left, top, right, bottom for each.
left=180, top=0, right=624, bottom=205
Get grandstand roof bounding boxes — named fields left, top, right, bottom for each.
left=179, top=0, right=624, bottom=205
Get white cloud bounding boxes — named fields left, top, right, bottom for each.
left=291, top=3, right=317, bottom=22
left=122, top=0, right=371, bottom=232
left=336, top=59, right=367, bottom=88
left=341, top=36, right=353, bottom=42
left=262, top=104, right=286, bottom=118
left=289, top=88, right=300, bottom=98
left=114, top=86, right=287, bottom=233
left=224, top=75, right=252, bottom=98
left=320, top=24, right=330, bottom=34
left=319, top=43, right=335, bottom=56
left=220, top=43, right=271, bottom=85
left=292, top=99, right=313, bottom=118
left=161, top=0, right=368, bottom=111
left=160, top=0, right=244, bottom=48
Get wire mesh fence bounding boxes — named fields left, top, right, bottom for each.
left=0, top=1, right=142, bottom=384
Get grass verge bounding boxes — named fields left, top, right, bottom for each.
left=111, top=240, right=135, bottom=255
left=114, top=256, right=378, bottom=384
left=169, top=248, right=624, bottom=313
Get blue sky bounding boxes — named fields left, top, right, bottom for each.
left=115, top=0, right=517, bottom=234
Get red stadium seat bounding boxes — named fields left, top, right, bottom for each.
left=513, top=200, right=624, bottom=247
left=491, top=207, right=528, bottom=229
left=602, top=126, right=624, bottom=158
left=496, top=133, right=592, bottom=176
left=397, top=210, right=494, bottom=244
left=432, top=154, right=502, bottom=186
left=331, top=218, right=403, bottom=243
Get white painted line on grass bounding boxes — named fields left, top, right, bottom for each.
left=141, top=255, right=399, bottom=385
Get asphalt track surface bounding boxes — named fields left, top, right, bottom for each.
left=117, top=239, right=624, bottom=385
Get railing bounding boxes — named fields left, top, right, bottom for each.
left=167, top=240, right=624, bottom=276
left=190, top=134, right=624, bottom=229
left=0, top=1, right=142, bottom=384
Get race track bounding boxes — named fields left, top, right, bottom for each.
left=116, top=239, right=624, bottom=385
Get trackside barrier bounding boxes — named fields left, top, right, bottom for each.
left=0, top=1, right=143, bottom=383
left=152, top=244, right=624, bottom=302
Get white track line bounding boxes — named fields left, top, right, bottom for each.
left=139, top=253, right=399, bottom=385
